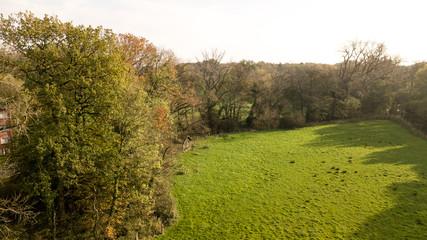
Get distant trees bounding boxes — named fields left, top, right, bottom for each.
left=170, top=42, right=419, bottom=133
left=272, top=64, right=337, bottom=125
left=170, top=40, right=427, bottom=134
left=404, top=64, right=427, bottom=131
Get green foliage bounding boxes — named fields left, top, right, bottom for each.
left=404, top=64, right=427, bottom=131
left=0, top=12, right=176, bottom=239
left=2, top=11, right=427, bottom=239
left=160, top=121, right=427, bottom=239
left=362, top=80, right=392, bottom=114
left=279, top=110, right=305, bottom=129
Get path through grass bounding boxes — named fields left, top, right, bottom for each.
left=159, top=120, right=427, bottom=239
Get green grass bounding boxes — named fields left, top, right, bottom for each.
left=159, top=120, right=427, bottom=239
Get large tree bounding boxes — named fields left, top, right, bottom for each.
left=0, top=12, right=174, bottom=239
left=337, top=40, right=399, bottom=116
left=194, top=50, right=231, bottom=133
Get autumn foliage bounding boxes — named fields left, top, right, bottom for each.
left=1, top=11, right=427, bottom=240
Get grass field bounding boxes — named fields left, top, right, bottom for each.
left=158, top=120, right=427, bottom=239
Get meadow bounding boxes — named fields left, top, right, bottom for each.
left=159, top=120, right=427, bottom=239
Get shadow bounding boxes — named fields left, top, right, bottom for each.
left=351, top=179, right=427, bottom=239
left=305, top=120, right=427, bottom=239
left=352, top=143, right=427, bottom=239
left=305, top=120, right=409, bottom=149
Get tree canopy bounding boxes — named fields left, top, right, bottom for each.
left=0, top=12, right=176, bottom=239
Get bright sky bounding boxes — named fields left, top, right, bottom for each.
left=1, top=0, right=427, bottom=64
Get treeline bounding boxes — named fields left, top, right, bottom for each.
left=174, top=45, right=427, bottom=134
left=0, top=12, right=427, bottom=239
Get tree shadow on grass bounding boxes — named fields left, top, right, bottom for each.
left=305, top=120, right=427, bottom=239
left=351, top=180, right=427, bottom=239
left=350, top=145, right=427, bottom=239
left=306, top=120, right=410, bottom=149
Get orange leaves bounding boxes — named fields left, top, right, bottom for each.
left=156, top=105, right=170, bottom=134
left=119, top=33, right=178, bottom=99
left=119, top=33, right=157, bottom=67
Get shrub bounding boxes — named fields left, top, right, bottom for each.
left=279, top=111, right=306, bottom=129
left=254, top=108, right=280, bottom=130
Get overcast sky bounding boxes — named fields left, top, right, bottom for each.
left=1, top=0, right=427, bottom=64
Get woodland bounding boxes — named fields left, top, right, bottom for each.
left=0, top=12, right=426, bottom=239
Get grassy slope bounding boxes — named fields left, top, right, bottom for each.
left=159, top=120, right=427, bottom=239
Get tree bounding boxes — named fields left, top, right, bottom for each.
left=0, top=47, right=39, bottom=239
left=219, top=62, right=252, bottom=131
left=0, top=11, right=128, bottom=238
left=170, top=63, right=201, bottom=135
left=0, top=12, right=175, bottom=239
left=119, top=33, right=181, bottom=149
left=0, top=57, right=36, bottom=137
left=337, top=40, right=399, bottom=116
left=338, top=41, right=399, bottom=97
left=194, top=49, right=231, bottom=133
left=404, top=64, right=427, bottom=131
left=389, top=63, right=425, bottom=117
left=119, top=33, right=177, bottom=99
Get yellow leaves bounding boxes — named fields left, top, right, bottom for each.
left=2, top=12, right=176, bottom=239
left=105, top=225, right=116, bottom=239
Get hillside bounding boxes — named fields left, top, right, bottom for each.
left=159, top=120, right=427, bottom=239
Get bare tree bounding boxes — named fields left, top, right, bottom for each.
left=338, top=40, right=400, bottom=98
left=194, top=49, right=231, bottom=133
left=0, top=194, right=38, bottom=238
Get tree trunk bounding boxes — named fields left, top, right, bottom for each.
left=52, top=211, right=56, bottom=240
left=57, top=180, right=65, bottom=227
left=93, top=186, right=99, bottom=240
left=108, top=176, right=119, bottom=224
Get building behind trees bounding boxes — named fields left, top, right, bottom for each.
left=0, top=109, right=12, bottom=155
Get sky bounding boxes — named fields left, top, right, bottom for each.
left=1, top=0, right=427, bottom=65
